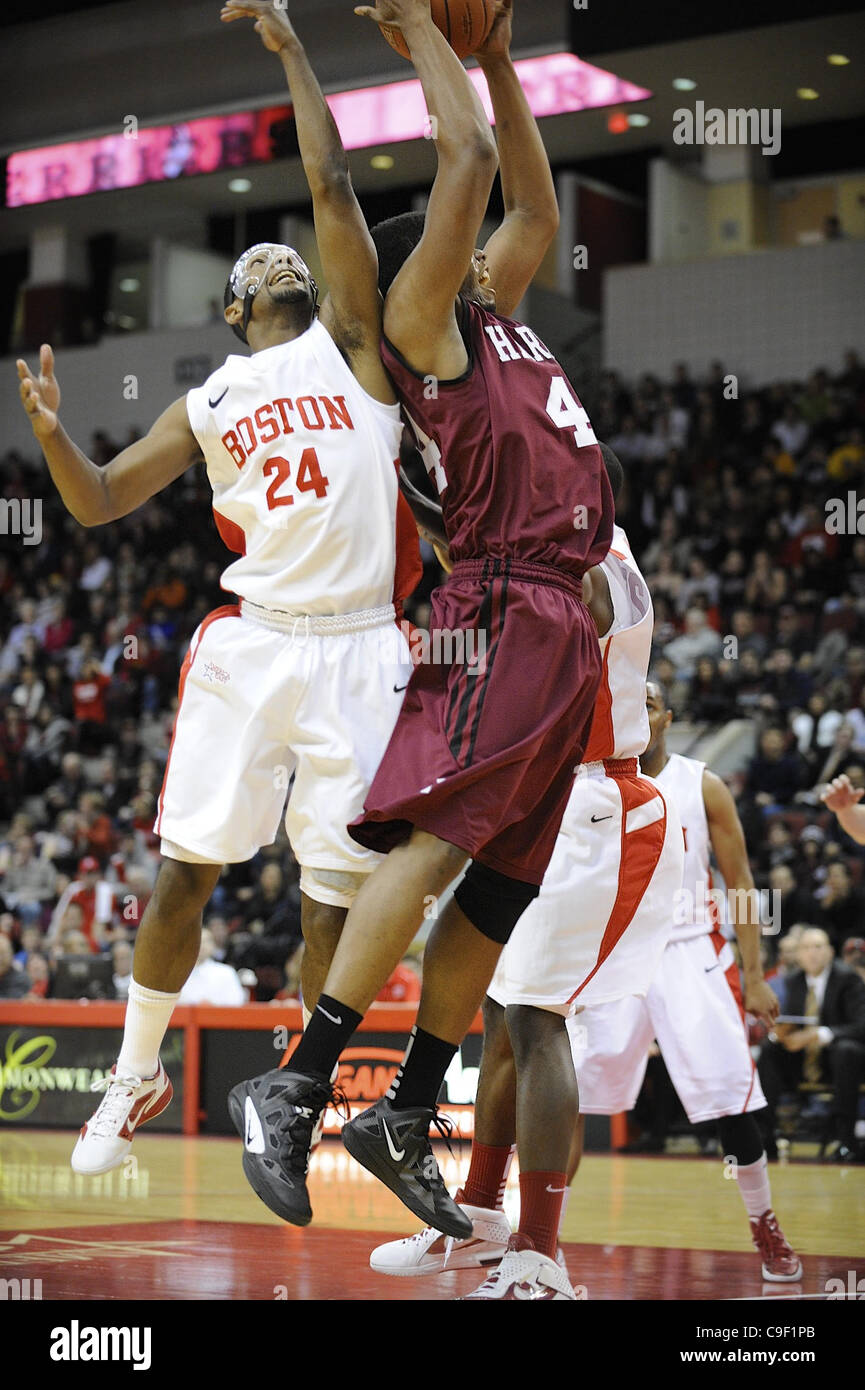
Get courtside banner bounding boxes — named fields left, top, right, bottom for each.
left=0, top=1025, right=183, bottom=1131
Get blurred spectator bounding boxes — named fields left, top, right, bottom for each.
left=765, top=925, right=807, bottom=1010
left=0, top=933, right=30, bottom=998
left=663, top=607, right=723, bottom=678
left=376, top=957, right=422, bottom=1004
left=816, top=863, right=865, bottom=951
left=1, top=834, right=58, bottom=920
left=47, top=858, right=114, bottom=951
left=112, top=939, right=134, bottom=1000
left=768, top=868, right=818, bottom=932
left=26, top=952, right=50, bottom=998
left=178, top=928, right=246, bottom=1006
left=745, top=729, right=808, bottom=812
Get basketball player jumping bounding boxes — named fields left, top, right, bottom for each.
left=230, top=0, right=615, bottom=1236
left=371, top=490, right=685, bottom=1299
left=17, top=0, right=422, bottom=1176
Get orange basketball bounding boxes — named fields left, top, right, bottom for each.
left=380, top=0, right=496, bottom=61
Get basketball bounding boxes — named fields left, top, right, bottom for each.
left=380, top=0, right=496, bottom=61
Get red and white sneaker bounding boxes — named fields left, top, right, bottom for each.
left=71, top=1063, right=173, bottom=1176
left=370, top=1189, right=511, bottom=1276
left=750, top=1210, right=802, bottom=1282
left=462, top=1233, right=578, bottom=1300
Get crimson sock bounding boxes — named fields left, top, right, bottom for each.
left=462, top=1141, right=516, bottom=1211
left=518, top=1170, right=567, bottom=1260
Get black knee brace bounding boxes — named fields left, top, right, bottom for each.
left=454, top=861, right=540, bottom=945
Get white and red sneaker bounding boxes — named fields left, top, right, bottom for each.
left=462, top=1233, right=578, bottom=1300
left=370, top=1189, right=511, bottom=1276
left=750, top=1210, right=802, bottom=1281
left=71, top=1063, right=173, bottom=1175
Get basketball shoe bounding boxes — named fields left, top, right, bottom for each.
left=228, top=1068, right=333, bottom=1226
left=750, top=1210, right=802, bottom=1281
left=71, top=1062, right=173, bottom=1175
left=370, top=1189, right=511, bottom=1275
left=461, top=1234, right=578, bottom=1300
left=342, top=1097, right=472, bottom=1239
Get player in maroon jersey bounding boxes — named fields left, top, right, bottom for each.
left=230, top=0, right=613, bottom=1239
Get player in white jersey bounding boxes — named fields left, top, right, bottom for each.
left=17, top=1, right=420, bottom=1175
left=567, top=682, right=801, bottom=1282
left=370, top=475, right=684, bottom=1300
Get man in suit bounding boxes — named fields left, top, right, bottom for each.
left=758, top=927, right=865, bottom=1162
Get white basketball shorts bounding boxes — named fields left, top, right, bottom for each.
left=569, top=929, right=767, bottom=1124
left=155, top=602, right=412, bottom=882
left=487, top=764, right=684, bottom=1016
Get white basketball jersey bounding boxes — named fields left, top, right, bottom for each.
left=654, top=753, right=719, bottom=940
left=582, top=524, right=654, bottom=763
left=186, top=320, right=404, bottom=616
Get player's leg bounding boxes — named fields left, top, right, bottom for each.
left=71, top=854, right=220, bottom=1176
left=369, top=994, right=515, bottom=1276
left=506, top=1003, right=576, bottom=1252
left=298, top=894, right=346, bottom=1013
left=647, top=937, right=802, bottom=1280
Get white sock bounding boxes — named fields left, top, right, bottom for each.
left=117, top=979, right=180, bottom=1079
left=557, top=1186, right=572, bottom=1238
left=735, top=1154, right=773, bottom=1219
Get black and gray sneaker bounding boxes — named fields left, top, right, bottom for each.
left=341, top=1097, right=472, bottom=1239
left=228, top=1068, right=332, bottom=1227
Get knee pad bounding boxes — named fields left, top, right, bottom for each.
left=454, top=861, right=540, bottom=945
left=300, top=865, right=367, bottom=910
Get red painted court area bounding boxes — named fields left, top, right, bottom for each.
left=0, top=1218, right=852, bottom=1302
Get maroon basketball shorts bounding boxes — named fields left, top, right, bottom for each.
left=348, top=558, right=602, bottom=886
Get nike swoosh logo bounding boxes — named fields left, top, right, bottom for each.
left=590, top=814, right=612, bottom=823
left=393, top=683, right=409, bottom=693
left=381, top=1118, right=406, bottom=1163
left=244, top=1096, right=265, bottom=1154
left=704, top=964, right=720, bottom=973
left=209, top=387, right=228, bottom=408
left=317, top=1004, right=342, bottom=1025
left=546, top=1184, right=568, bottom=1194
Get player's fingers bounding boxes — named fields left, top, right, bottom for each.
left=16, top=357, right=37, bottom=383
left=354, top=7, right=385, bottom=22
left=40, top=343, right=55, bottom=378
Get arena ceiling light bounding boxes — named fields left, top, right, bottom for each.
left=827, top=53, right=850, bottom=65
left=6, top=54, right=651, bottom=209
left=370, top=155, right=394, bottom=170
left=672, top=77, right=697, bottom=91
left=228, top=177, right=252, bottom=192
left=118, top=277, right=140, bottom=292
left=628, top=113, right=651, bottom=127
left=796, top=87, right=820, bottom=99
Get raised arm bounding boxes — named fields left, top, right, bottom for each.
left=222, top=1, right=393, bottom=402
left=17, top=345, right=200, bottom=527
left=475, top=2, right=559, bottom=317
left=357, top=0, right=499, bottom=379
left=703, top=770, right=779, bottom=1027
left=821, top=774, right=865, bottom=845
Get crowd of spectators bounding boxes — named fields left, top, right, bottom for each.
left=597, top=349, right=865, bottom=946
left=1, top=349, right=864, bottom=1005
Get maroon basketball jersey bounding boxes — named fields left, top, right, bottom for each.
left=381, top=300, right=613, bottom=577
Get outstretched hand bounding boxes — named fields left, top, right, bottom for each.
left=17, top=344, right=60, bottom=441
left=475, top=0, right=513, bottom=60
left=821, top=774, right=864, bottom=814
left=354, top=1, right=431, bottom=30
left=220, top=0, right=297, bottom=53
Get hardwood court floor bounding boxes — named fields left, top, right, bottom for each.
left=1, top=1129, right=862, bottom=1300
